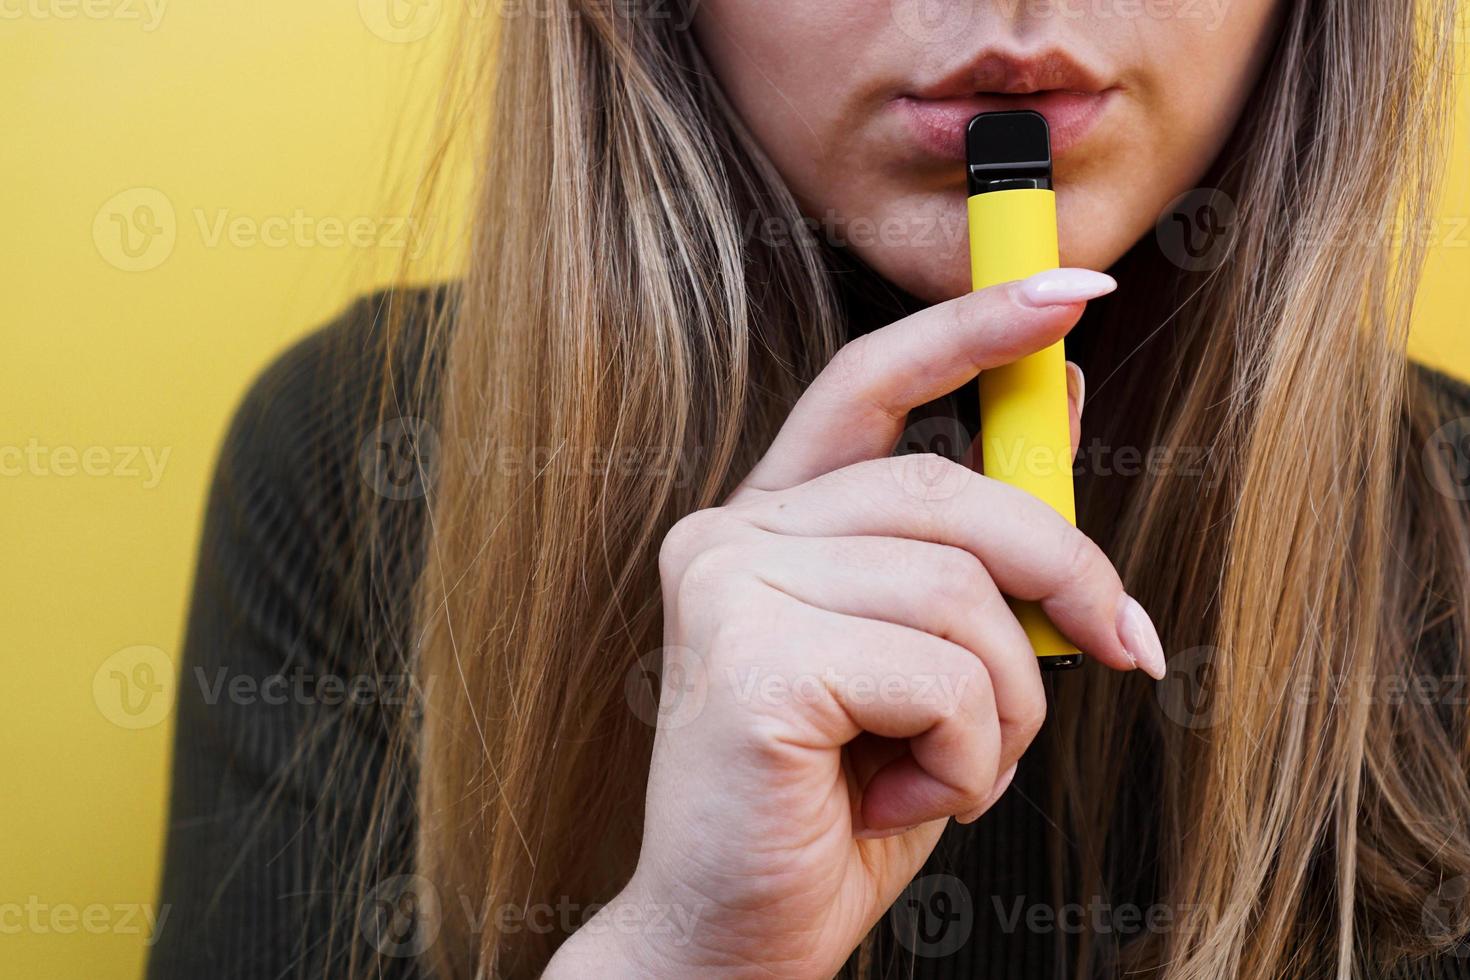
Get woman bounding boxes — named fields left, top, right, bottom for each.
left=148, top=0, right=1470, bottom=977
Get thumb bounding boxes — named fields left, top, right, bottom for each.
left=1066, top=360, right=1086, bottom=461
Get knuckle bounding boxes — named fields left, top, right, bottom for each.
left=956, top=661, right=995, bottom=722
left=931, top=545, right=988, bottom=607
left=676, top=542, right=743, bottom=604
left=659, top=508, right=730, bottom=579
left=949, top=288, right=985, bottom=332
left=973, top=579, right=1010, bottom=622
left=1013, top=692, right=1048, bottom=741
left=951, top=755, right=995, bottom=806
left=1054, top=528, right=1103, bottom=591
left=899, top=450, right=963, bottom=479
left=890, top=452, right=971, bottom=503
left=826, top=335, right=872, bottom=391
left=827, top=338, right=905, bottom=425
left=673, top=540, right=764, bottom=617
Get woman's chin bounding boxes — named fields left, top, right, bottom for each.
left=837, top=194, right=1139, bottom=305
left=849, top=246, right=974, bottom=305
left=909, top=266, right=975, bottom=304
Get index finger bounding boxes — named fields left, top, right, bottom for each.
left=732, top=268, right=1116, bottom=497
left=730, top=457, right=1159, bottom=677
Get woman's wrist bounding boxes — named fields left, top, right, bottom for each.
left=543, top=920, right=674, bottom=978
left=543, top=874, right=737, bottom=979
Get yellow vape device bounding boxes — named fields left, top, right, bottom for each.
left=966, top=110, right=1081, bottom=669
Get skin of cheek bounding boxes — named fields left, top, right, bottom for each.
left=1074, top=1, right=1287, bottom=279
left=694, top=1, right=1284, bottom=304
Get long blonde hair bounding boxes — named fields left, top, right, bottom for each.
left=356, top=1, right=1470, bottom=977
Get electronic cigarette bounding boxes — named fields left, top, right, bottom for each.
left=966, top=110, right=1081, bottom=670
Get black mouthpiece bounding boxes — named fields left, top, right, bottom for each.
left=966, top=110, right=1053, bottom=196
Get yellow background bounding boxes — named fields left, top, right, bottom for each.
left=2, top=5, right=1467, bottom=979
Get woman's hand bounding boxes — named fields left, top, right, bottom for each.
left=547, top=269, right=1164, bottom=978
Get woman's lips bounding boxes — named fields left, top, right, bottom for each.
left=894, top=89, right=1116, bottom=163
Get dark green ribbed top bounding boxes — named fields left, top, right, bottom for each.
left=146, top=285, right=1470, bottom=980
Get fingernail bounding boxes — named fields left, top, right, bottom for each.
left=956, top=762, right=1018, bottom=824
left=1065, top=361, right=1086, bottom=413
left=1016, top=268, right=1117, bottom=308
left=1116, top=594, right=1166, bottom=680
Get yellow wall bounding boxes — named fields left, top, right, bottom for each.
left=2, top=5, right=466, bottom=978
left=1414, top=55, right=1470, bottom=372
left=2, top=7, right=1467, bottom=979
